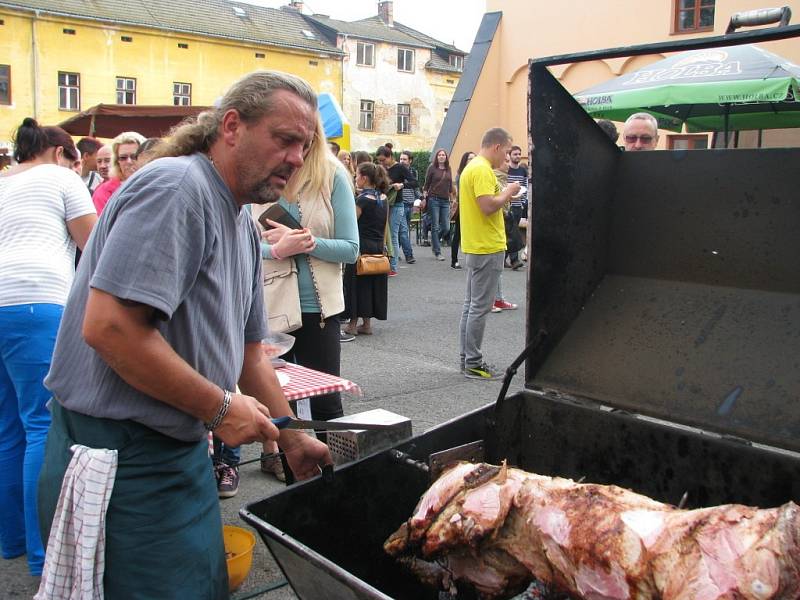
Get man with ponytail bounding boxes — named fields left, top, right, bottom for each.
left=39, top=71, right=332, bottom=598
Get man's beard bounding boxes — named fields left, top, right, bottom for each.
left=248, top=166, right=294, bottom=205
left=251, top=180, right=282, bottom=204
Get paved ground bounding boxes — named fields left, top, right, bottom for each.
left=1, top=245, right=528, bottom=599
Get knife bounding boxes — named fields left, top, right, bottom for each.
left=271, top=416, right=394, bottom=431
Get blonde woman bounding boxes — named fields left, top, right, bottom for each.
left=91, top=130, right=146, bottom=214
left=255, top=116, right=359, bottom=480
left=337, top=150, right=355, bottom=181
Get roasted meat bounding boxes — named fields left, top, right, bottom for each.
left=384, top=462, right=800, bottom=600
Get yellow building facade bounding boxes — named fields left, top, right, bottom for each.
left=0, top=2, right=343, bottom=145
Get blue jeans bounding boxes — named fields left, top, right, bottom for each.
left=0, top=303, right=63, bottom=575
left=428, top=196, right=451, bottom=256
left=389, top=203, right=413, bottom=270
left=403, top=202, right=413, bottom=233
left=212, top=436, right=240, bottom=466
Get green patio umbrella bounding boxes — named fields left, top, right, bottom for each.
left=575, top=45, right=800, bottom=139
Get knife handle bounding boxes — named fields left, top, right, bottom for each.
left=271, top=416, right=293, bottom=429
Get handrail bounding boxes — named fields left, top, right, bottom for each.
left=531, top=23, right=800, bottom=68
left=726, top=6, right=792, bottom=34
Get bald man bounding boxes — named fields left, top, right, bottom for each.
left=622, top=113, right=659, bottom=151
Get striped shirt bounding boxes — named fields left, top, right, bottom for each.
left=0, top=164, right=96, bottom=307
left=507, top=165, right=528, bottom=209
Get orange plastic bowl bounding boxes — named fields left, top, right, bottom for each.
left=224, top=525, right=256, bottom=592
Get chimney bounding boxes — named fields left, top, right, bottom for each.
left=378, top=0, right=393, bottom=26
left=288, top=1, right=303, bottom=12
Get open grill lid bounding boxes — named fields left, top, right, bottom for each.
left=525, top=30, right=800, bottom=453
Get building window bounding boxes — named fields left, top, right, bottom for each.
left=63, top=28, right=76, bottom=35
left=668, top=134, right=708, bottom=150
left=177, top=43, right=189, bottom=49
left=173, top=82, right=191, bottom=106
left=0, top=65, right=9, bottom=105
left=674, top=0, right=715, bottom=33
left=448, top=54, right=463, bottom=71
left=58, top=72, right=80, bottom=111
left=116, top=77, right=136, bottom=104
left=397, top=48, right=414, bottom=72
left=121, top=35, right=133, bottom=42
left=255, top=52, right=265, bottom=59
left=359, top=100, right=374, bottom=131
left=356, top=41, right=374, bottom=67
left=397, top=103, right=410, bottom=134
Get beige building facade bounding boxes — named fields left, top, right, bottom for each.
left=447, top=0, right=800, bottom=160
left=307, top=1, right=466, bottom=152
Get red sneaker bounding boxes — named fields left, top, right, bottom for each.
left=493, top=299, right=518, bottom=311
left=388, top=270, right=398, bottom=277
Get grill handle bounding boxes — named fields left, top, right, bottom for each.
left=494, top=329, right=548, bottom=414
left=726, top=7, right=792, bottom=33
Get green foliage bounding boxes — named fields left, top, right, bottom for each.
left=404, top=150, right=431, bottom=171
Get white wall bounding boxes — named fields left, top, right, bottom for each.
left=341, top=36, right=456, bottom=152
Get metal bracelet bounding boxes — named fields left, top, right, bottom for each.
left=205, top=389, right=232, bottom=431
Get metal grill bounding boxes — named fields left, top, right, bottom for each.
left=326, top=409, right=412, bottom=465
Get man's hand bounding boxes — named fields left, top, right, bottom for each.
left=213, top=392, right=280, bottom=447
left=392, top=182, right=403, bottom=190
left=281, top=431, right=333, bottom=480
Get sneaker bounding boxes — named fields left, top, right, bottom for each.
left=388, top=270, right=398, bottom=277
left=451, top=262, right=462, bottom=269
left=491, top=305, right=502, bottom=313
left=406, top=257, right=416, bottom=264
left=510, top=260, right=524, bottom=271
left=493, top=299, right=518, bottom=311
left=436, top=254, right=445, bottom=261
left=217, top=465, right=240, bottom=498
left=260, top=454, right=286, bottom=482
left=340, top=330, right=356, bottom=343
left=464, top=362, right=503, bottom=380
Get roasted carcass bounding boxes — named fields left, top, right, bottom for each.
left=384, top=462, right=800, bottom=599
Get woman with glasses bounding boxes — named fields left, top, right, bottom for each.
left=0, top=118, right=97, bottom=575
left=92, top=131, right=146, bottom=214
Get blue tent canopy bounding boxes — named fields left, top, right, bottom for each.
left=318, top=92, right=347, bottom=139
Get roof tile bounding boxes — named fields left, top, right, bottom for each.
left=0, top=0, right=343, bottom=55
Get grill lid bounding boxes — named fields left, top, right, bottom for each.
left=526, top=59, right=800, bottom=452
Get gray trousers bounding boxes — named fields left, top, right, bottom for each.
left=459, top=251, right=505, bottom=368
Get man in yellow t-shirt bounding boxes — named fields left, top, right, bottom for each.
left=458, top=128, right=520, bottom=380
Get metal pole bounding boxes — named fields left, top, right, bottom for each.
left=723, top=104, right=730, bottom=148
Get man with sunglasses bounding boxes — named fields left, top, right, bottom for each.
left=622, top=112, right=659, bottom=151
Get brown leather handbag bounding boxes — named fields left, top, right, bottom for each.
left=356, top=253, right=390, bottom=276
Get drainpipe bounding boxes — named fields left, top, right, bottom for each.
left=340, top=33, right=348, bottom=107
left=30, top=10, right=40, bottom=120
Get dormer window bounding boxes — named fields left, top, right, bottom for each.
left=449, top=54, right=464, bottom=71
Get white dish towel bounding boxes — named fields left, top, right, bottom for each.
left=35, top=444, right=118, bottom=600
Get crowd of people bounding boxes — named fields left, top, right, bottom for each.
left=0, top=65, right=660, bottom=596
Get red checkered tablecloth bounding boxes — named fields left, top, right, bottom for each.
left=279, top=362, right=361, bottom=401
left=208, top=364, right=360, bottom=455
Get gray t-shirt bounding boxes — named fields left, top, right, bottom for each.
left=45, top=154, right=268, bottom=442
